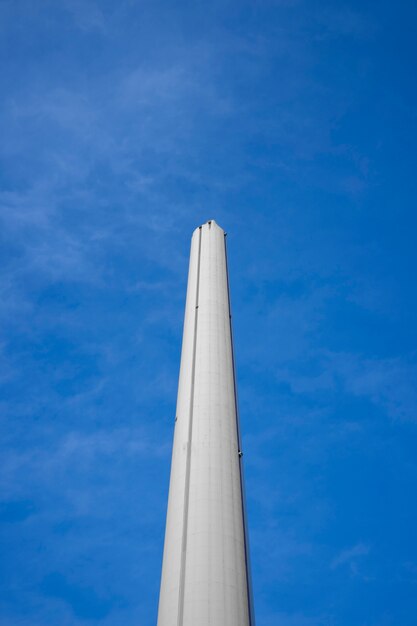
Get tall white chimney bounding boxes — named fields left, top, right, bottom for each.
left=157, top=220, right=255, bottom=626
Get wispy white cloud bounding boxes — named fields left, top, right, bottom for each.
left=331, top=542, right=371, bottom=576
left=61, top=0, right=108, bottom=33
left=1, top=427, right=169, bottom=492
left=326, top=352, right=417, bottom=422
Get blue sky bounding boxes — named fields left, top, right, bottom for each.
left=1, top=1, right=416, bottom=624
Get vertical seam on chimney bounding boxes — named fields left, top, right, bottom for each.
left=177, top=225, right=202, bottom=626
left=224, top=233, right=256, bottom=626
